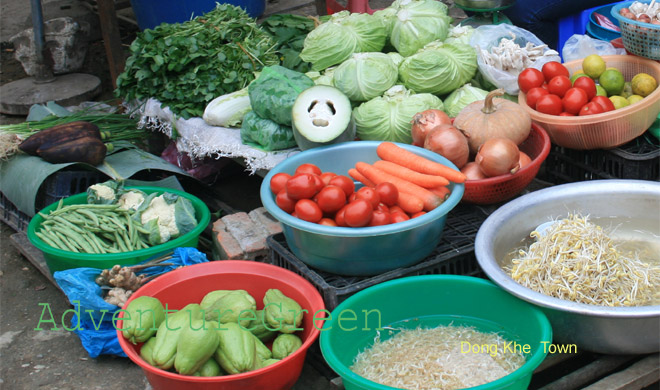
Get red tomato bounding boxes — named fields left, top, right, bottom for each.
left=318, top=217, right=338, bottom=227
left=389, top=205, right=405, bottom=214
left=344, top=199, right=373, bottom=227
left=375, top=203, right=390, bottom=213
left=328, top=175, right=355, bottom=198
left=390, top=211, right=410, bottom=224
left=295, top=163, right=322, bottom=176
left=269, top=172, right=291, bottom=194
left=375, top=182, right=398, bottom=207
left=316, top=185, right=347, bottom=214
left=335, top=205, right=347, bottom=227
left=558, top=112, right=575, bottom=116
left=591, top=95, right=615, bottom=112
left=295, top=199, right=323, bottom=223
left=320, top=172, right=337, bottom=186
left=411, top=211, right=426, bottom=218
left=356, top=187, right=381, bottom=209
left=348, top=192, right=359, bottom=203
left=525, top=87, right=549, bottom=109
left=562, top=87, right=589, bottom=115
left=286, top=173, right=319, bottom=200
left=579, top=101, right=604, bottom=116
left=518, top=68, right=545, bottom=93
left=547, top=75, right=572, bottom=98
left=573, top=76, right=597, bottom=101
left=313, top=174, right=325, bottom=193
left=542, top=61, right=570, bottom=82
left=535, top=94, right=563, bottom=115
left=275, top=190, right=296, bottom=213
left=368, top=210, right=391, bottom=226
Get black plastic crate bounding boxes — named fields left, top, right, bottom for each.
left=266, top=203, right=489, bottom=313
left=542, top=133, right=660, bottom=183
left=0, top=192, right=31, bottom=232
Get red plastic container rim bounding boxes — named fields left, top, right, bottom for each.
left=116, top=260, right=326, bottom=383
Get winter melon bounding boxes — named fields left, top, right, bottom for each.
left=291, top=85, right=355, bottom=150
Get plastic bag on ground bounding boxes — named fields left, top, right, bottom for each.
left=562, top=34, right=626, bottom=63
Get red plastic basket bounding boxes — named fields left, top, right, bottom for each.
left=462, top=123, right=551, bottom=205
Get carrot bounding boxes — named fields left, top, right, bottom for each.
left=428, top=186, right=451, bottom=200
left=376, top=142, right=466, bottom=183
left=373, top=160, right=449, bottom=188
left=355, top=162, right=443, bottom=211
left=397, top=191, right=424, bottom=214
left=348, top=168, right=376, bottom=188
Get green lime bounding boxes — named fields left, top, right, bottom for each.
left=599, top=69, right=625, bottom=96
left=596, top=85, right=608, bottom=96
left=620, top=82, right=633, bottom=98
left=583, top=54, right=607, bottom=79
left=610, top=95, right=630, bottom=110
left=631, top=73, right=658, bottom=97
left=570, top=70, right=586, bottom=84
left=628, top=95, right=644, bottom=105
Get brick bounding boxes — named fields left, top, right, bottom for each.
left=222, top=212, right=270, bottom=260
left=212, top=218, right=244, bottom=260
left=248, top=207, right=282, bottom=236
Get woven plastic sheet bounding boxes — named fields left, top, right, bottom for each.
left=136, top=98, right=300, bottom=173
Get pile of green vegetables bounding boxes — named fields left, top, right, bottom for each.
left=35, top=181, right=198, bottom=253
left=122, top=288, right=305, bottom=376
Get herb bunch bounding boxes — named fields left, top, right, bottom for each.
left=115, top=4, right=279, bottom=119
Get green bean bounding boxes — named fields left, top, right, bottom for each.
left=52, top=226, right=94, bottom=253
left=114, top=231, right=128, bottom=252
left=55, top=198, right=64, bottom=211
left=76, top=209, right=99, bottom=227
left=35, top=232, right=60, bottom=249
left=83, top=232, right=103, bottom=254
left=43, top=229, right=70, bottom=251
left=53, top=230, right=80, bottom=252
left=52, top=216, right=86, bottom=234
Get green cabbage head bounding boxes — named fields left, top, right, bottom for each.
left=300, top=11, right=386, bottom=71
left=399, top=40, right=478, bottom=96
left=333, top=52, right=398, bottom=102
left=353, top=85, right=444, bottom=144
left=389, top=0, right=452, bottom=57
left=443, top=83, right=489, bottom=117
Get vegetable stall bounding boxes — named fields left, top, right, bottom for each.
left=0, top=0, right=659, bottom=389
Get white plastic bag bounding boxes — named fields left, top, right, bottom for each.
left=469, top=24, right=561, bottom=95
left=561, top=34, right=626, bottom=63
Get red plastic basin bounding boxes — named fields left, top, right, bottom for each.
left=117, top=260, right=326, bottom=390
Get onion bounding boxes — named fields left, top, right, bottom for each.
left=411, top=109, right=452, bottom=147
left=518, top=151, right=532, bottom=169
left=461, top=162, right=487, bottom=181
left=423, top=124, right=469, bottom=169
left=475, top=138, right=520, bottom=177
left=638, top=13, right=652, bottom=23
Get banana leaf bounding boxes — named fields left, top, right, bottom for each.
left=0, top=148, right=189, bottom=216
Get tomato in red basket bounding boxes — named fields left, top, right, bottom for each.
left=275, top=190, right=296, bottom=214
left=541, top=61, right=569, bottom=83
left=328, top=175, right=355, bottom=198
left=295, top=199, right=323, bottom=223
left=375, top=182, right=398, bottom=207
left=518, top=68, right=545, bottom=93
left=535, top=94, right=563, bottom=115
left=344, top=199, right=373, bottom=227
left=525, top=87, right=549, bottom=109
left=579, top=101, right=604, bottom=116
left=368, top=210, right=391, bottom=226
left=270, top=172, right=291, bottom=194
left=573, top=76, right=597, bottom=101
left=316, top=185, right=347, bottom=214
left=356, top=187, right=381, bottom=209
left=591, top=95, right=615, bottom=112
left=547, top=75, right=572, bottom=98
left=562, top=87, right=589, bottom=115
left=295, top=163, right=322, bottom=176
left=286, top=173, right=318, bottom=200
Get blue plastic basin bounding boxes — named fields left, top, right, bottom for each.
left=260, top=141, right=465, bottom=276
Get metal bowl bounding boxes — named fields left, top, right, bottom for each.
left=454, top=0, right=516, bottom=11
left=475, top=180, right=660, bottom=354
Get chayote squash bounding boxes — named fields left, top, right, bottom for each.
left=263, top=289, right=304, bottom=334
left=214, top=322, right=259, bottom=374
left=248, top=310, right=278, bottom=342
left=122, top=296, right=165, bottom=345
left=151, top=304, right=203, bottom=370
left=251, top=332, right=272, bottom=361
left=260, top=358, right=280, bottom=368
left=200, top=290, right=233, bottom=312
left=193, top=357, right=223, bottom=377
left=272, top=333, right=303, bottom=359
left=204, top=290, right=257, bottom=328
left=139, top=336, right=158, bottom=367
left=174, top=319, right=220, bottom=376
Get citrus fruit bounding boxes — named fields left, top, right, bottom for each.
left=596, top=85, right=608, bottom=96
left=599, top=69, right=625, bottom=96
left=570, top=70, right=586, bottom=83
left=631, top=73, right=658, bottom=97
left=620, top=81, right=633, bottom=98
left=583, top=54, right=606, bottom=78
left=609, top=95, right=630, bottom=110
left=628, top=95, right=644, bottom=104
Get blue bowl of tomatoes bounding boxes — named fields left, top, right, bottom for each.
left=260, top=141, right=464, bottom=276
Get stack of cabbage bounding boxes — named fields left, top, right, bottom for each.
left=300, top=0, right=488, bottom=144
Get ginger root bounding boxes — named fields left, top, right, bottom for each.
left=104, top=287, right=133, bottom=307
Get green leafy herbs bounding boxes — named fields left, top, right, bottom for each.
left=259, top=14, right=321, bottom=73
left=115, top=4, right=279, bottom=119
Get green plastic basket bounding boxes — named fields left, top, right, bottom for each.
left=27, top=186, right=211, bottom=274
left=320, top=275, right=552, bottom=390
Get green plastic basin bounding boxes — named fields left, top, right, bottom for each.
left=320, top=275, right=553, bottom=390
left=27, top=186, right=211, bottom=274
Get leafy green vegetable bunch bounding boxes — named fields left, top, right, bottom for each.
left=115, top=4, right=279, bottom=119
left=259, top=14, right=323, bottom=73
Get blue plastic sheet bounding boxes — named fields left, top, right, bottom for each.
left=53, top=247, right=209, bottom=358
